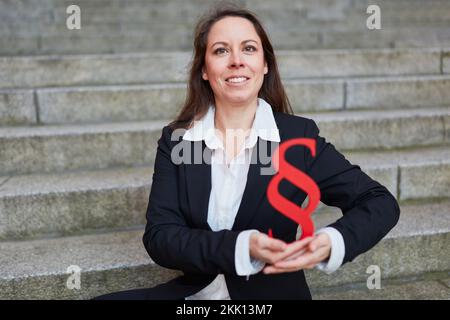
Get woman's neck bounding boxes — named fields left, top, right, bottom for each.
left=214, top=99, right=257, bottom=135
left=213, top=99, right=258, bottom=163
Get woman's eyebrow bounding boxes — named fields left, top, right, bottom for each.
left=211, top=39, right=258, bottom=48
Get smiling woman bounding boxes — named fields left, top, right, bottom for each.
left=93, top=3, right=400, bottom=300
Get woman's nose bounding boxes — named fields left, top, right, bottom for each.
left=229, top=51, right=244, bottom=68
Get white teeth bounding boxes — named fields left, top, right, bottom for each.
left=227, top=77, right=247, bottom=83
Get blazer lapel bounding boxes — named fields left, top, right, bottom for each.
left=232, top=138, right=276, bottom=231
left=184, top=140, right=213, bottom=231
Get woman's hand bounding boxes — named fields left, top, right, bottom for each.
left=262, top=233, right=332, bottom=274
left=249, top=232, right=289, bottom=264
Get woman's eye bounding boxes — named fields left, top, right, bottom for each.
left=214, top=48, right=227, bottom=54
left=245, top=46, right=257, bottom=52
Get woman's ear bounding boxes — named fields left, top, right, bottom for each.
left=202, top=68, right=208, bottom=80
left=264, top=62, right=268, bottom=75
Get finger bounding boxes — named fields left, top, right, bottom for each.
left=274, top=244, right=317, bottom=265
left=257, top=250, right=280, bottom=264
left=282, top=236, right=314, bottom=256
left=308, top=234, right=329, bottom=252
left=274, top=246, right=329, bottom=269
left=263, top=237, right=288, bottom=251
left=255, top=244, right=289, bottom=264
left=281, top=248, right=307, bottom=262
left=303, top=263, right=317, bottom=270
left=263, top=237, right=314, bottom=266
left=278, top=235, right=323, bottom=262
left=276, top=237, right=314, bottom=261
left=263, top=265, right=299, bottom=274
left=263, top=265, right=290, bottom=274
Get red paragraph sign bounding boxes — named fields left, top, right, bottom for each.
left=267, top=138, right=321, bottom=240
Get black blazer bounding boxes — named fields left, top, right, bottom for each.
left=142, top=111, right=400, bottom=300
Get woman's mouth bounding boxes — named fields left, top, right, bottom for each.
left=225, top=76, right=250, bottom=86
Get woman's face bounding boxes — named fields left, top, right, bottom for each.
left=203, top=16, right=268, bottom=107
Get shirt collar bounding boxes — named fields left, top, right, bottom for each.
left=182, top=98, right=281, bottom=150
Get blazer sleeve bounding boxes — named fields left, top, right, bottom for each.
left=303, top=118, right=401, bottom=264
left=142, top=125, right=240, bottom=275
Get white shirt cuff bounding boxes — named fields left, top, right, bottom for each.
left=315, top=227, right=345, bottom=274
left=235, top=230, right=266, bottom=276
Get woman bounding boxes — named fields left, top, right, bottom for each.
left=95, top=5, right=400, bottom=300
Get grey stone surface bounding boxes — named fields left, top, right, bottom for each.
left=285, top=80, right=344, bottom=112
left=0, top=166, right=153, bottom=240
left=0, top=229, right=181, bottom=299
left=0, top=52, right=191, bottom=89
left=347, top=76, right=450, bottom=109
left=444, top=49, right=450, bottom=75
left=304, top=107, right=449, bottom=151
left=0, top=89, right=36, bottom=125
left=400, top=162, right=450, bottom=201
left=441, top=278, right=450, bottom=289
left=344, top=145, right=450, bottom=168
left=278, top=48, right=441, bottom=79
left=321, top=28, right=450, bottom=50
left=37, top=84, right=186, bottom=124
left=1, top=0, right=450, bottom=54
left=0, top=120, right=165, bottom=175
left=0, top=37, right=40, bottom=56
left=306, top=200, right=450, bottom=288
left=394, top=29, right=450, bottom=49
left=445, top=114, right=450, bottom=142
left=312, top=277, right=450, bottom=300
left=345, top=145, right=450, bottom=201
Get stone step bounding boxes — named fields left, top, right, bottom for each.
left=0, top=144, right=448, bottom=241
left=2, top=75, right=450, bottom=125
left=311, top=273, right=450, bottom=300
left=0, top=199, right=448, bottom=299
left=0, top=48, right=445, bottom=89
left=305, top=107, right=450, bottom=151
left=0, top=166, right=153, bottom=241
left=3, top=0, right=450, bottom=31
left=307, top=200, right=450, bottom=289
left=3, top=0, right=447, bottom=28
left=0, top=107, right=448, bottom=176
left=4, top=26, right=450, bottom=55
left=344, top=146, right=450, bottom=202
left=0, top=120, right=165, bottom=176
left=0, top=227, right=181, bottom=300
left=1, top=0, right=450, bottom=54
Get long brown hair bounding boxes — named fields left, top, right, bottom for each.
left=169, top=3, right=293, bottom=130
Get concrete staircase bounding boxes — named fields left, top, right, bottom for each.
left=2, top=0, right=450, bottom=55
left=1, top=1, right=449, bottom=300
